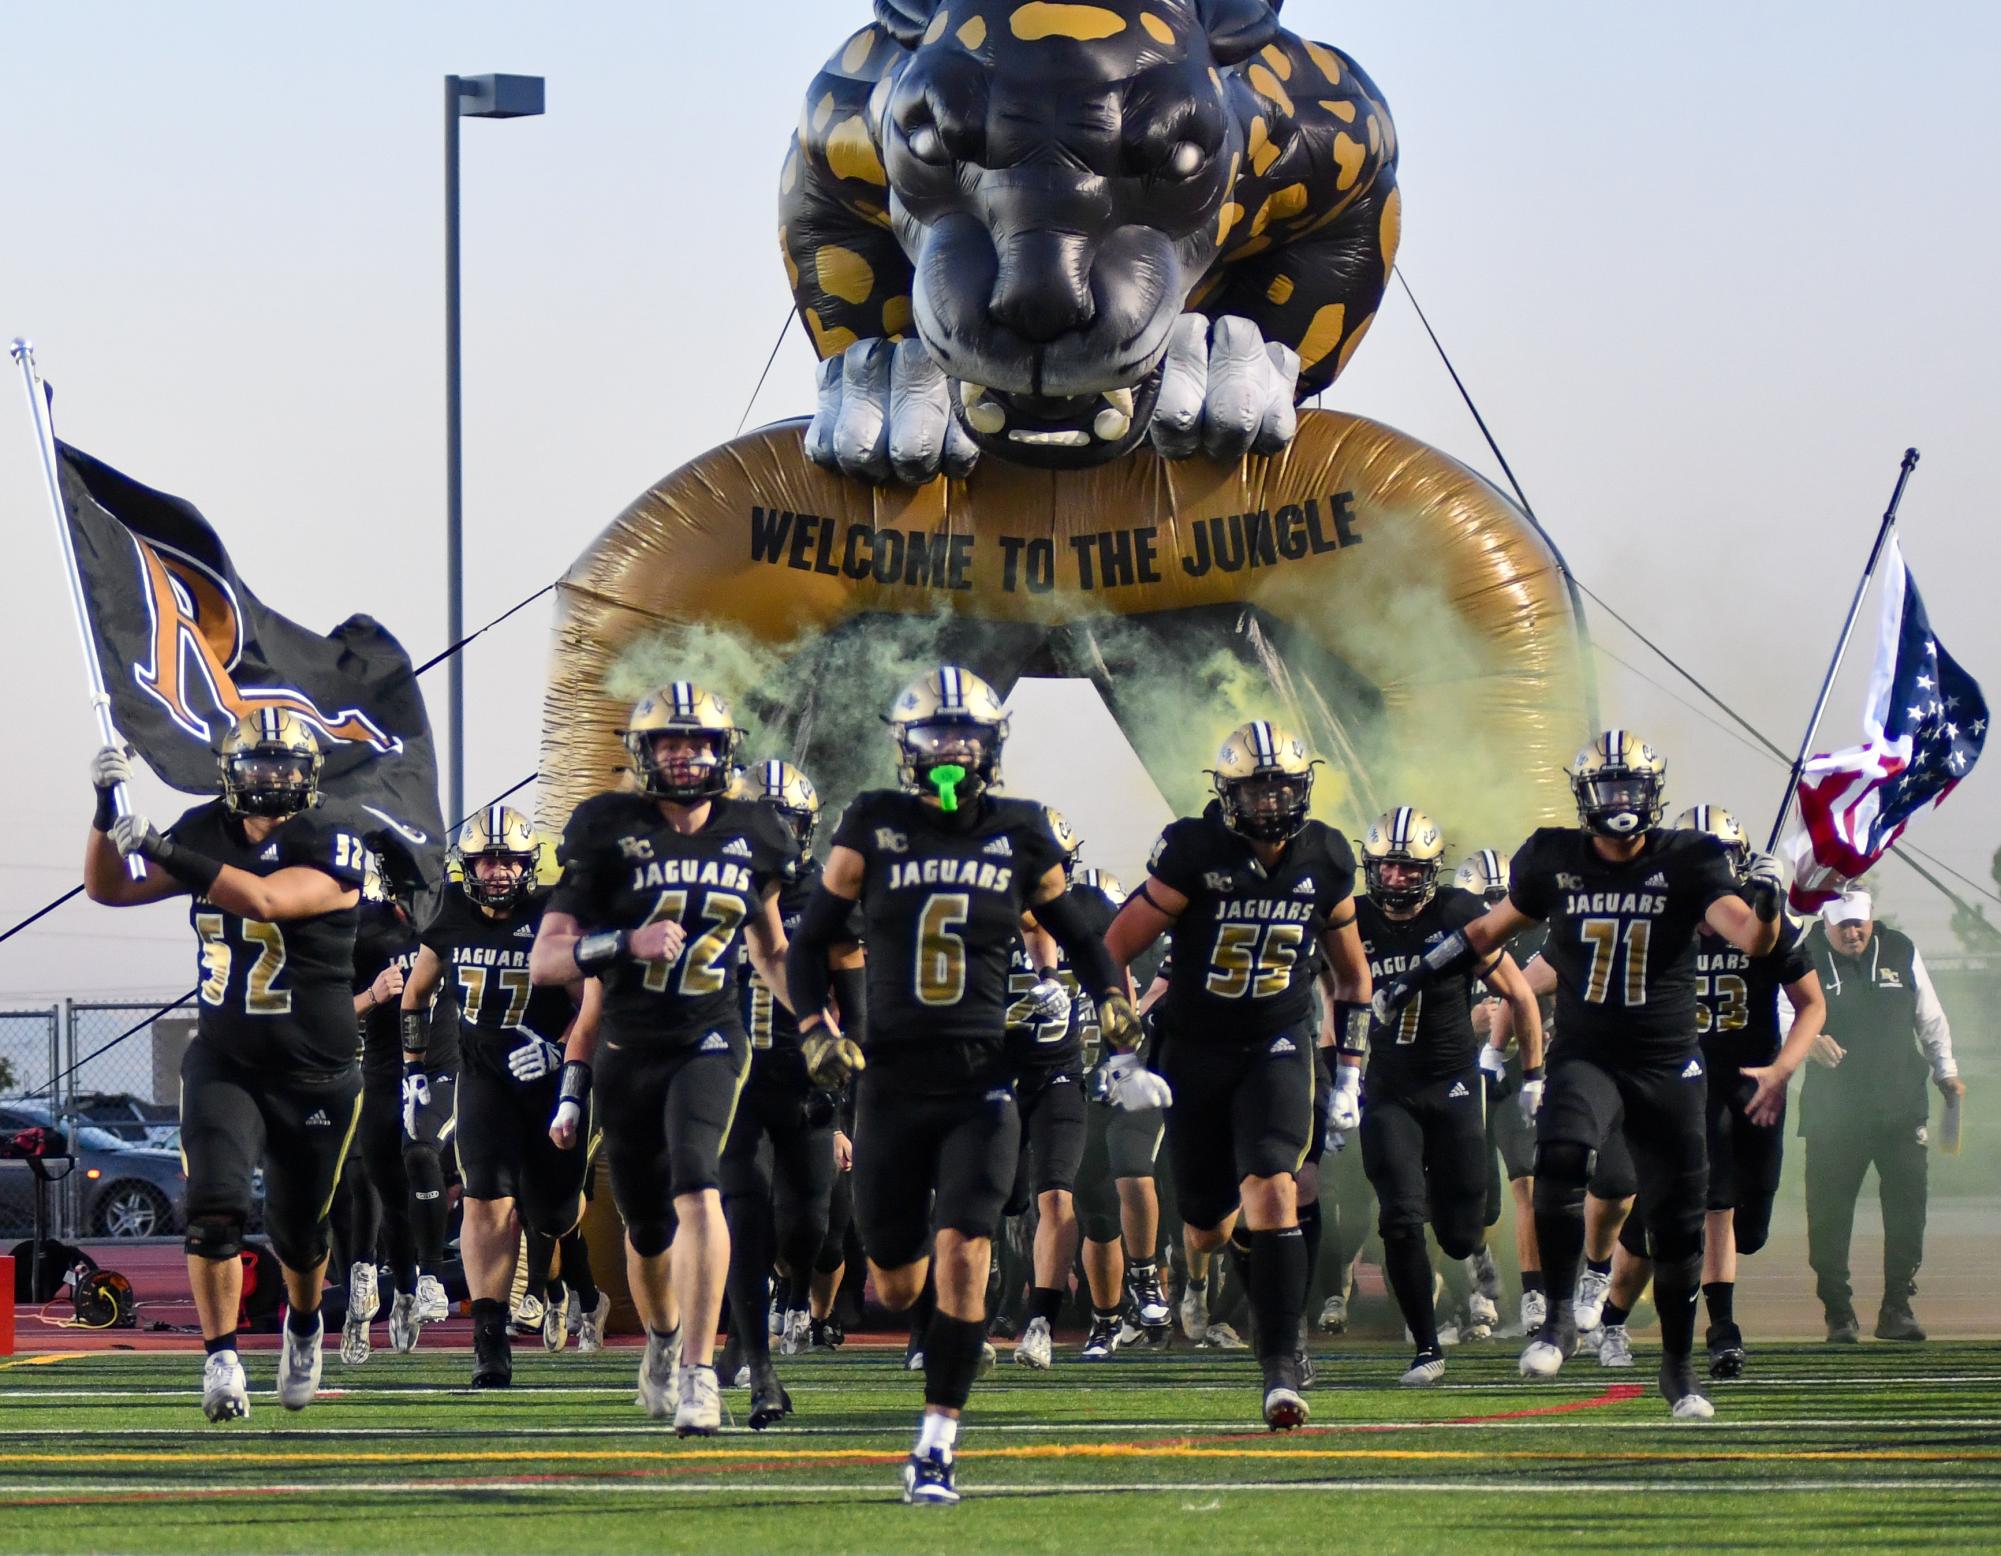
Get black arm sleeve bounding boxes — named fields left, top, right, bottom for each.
left=784, top=884, right=857, bottom=1028
left=1033, top=889, right=1122, bottom=1000
left=830, top=964, right=868, bottom=1048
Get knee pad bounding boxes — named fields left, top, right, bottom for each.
left=521, top=1186, right=584, bottom=1240
left=1646, top=1213, right=1704, bottom=1266
left=1079, top=1208, right=1121, bottom=1245
left=184, top=1214, right=245, bottom=1263
left=625, top=1218, right=674, bottom=1259
left=1532, top=1141, right=1596, bottom=1188
left=1435, top=1213, right=1484, bottom=1264
left=267, top=1222, right=330, bottom=1276
left=1734, top=1200, right=1775, bottom=1257
left=1002, top=1182, right=1032, bottom=1220
left=1617, top=1211, right=1651, bottom=1259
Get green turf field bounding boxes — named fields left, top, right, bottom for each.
left=2, top=1341, right=1997, bottom=1553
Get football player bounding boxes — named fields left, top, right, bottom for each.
left=402, top=806, right=600, bottom=1388
left=1356, top=810, right=1543, bottom=1385
left=85, top=713, right=370, bottom=1421
left=1103, top=721, right=1374, bottom=1430
left=783, top=667, right=1138, bottom=1505
left=1372, top=732, right=1785, bottom=1419
left=530, top=684, right=798, bottom=1435
left=720, top=759, right=863, bottom=1426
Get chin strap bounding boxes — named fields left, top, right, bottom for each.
left=927, top=763, right=967, bottom=813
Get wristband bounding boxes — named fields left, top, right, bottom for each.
left=399, top=1009, right=428, bottom=1062
left=401, top=1057, right=426, bottom=1082
left=1521, top=1064, right=1544, bottom=1081
left=92, top=788, right=118, bottom=832
left=149, top=835, right=224, bottom=897
left=557, top=1059, right=593, bottom=1107
left=1420, top=927, right=1479, bottom=979
left=1036, top=965, right=1062, bottom=983
left=573, top=929, right=629, bottom=975
left=1333, top=1000, right=1371, bottom=1057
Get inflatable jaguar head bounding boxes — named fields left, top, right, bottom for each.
left=782, top=0, right=1400, bottom=481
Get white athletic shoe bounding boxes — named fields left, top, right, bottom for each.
left=782, top=1308, right=812, bottom=1357
left=578, top=1291, right=611, bottom=1353
left=637, top=1327, right=682, bottom=1418
left=340, top=1262, right=376, bottom=1366
left=977, top=1341, right=998, bottom=1379
left=277, top=1315, right=324, bottom=1411
left=387, top=1290, right=420, bottom=1354
left=1520, top=1289, right=1548, bottom=1336
left=1466, top=1292, right=1500, bottom=1341
left=1520, top=1318, right=1576, bottom=1378
left=1671, top=1391, right=1716, bottom=1421
left=732, top=1364, right=751, bottom=1389
left=1436, top=1320, right=1463, bottom=1348
left=1599, top=1324, right=1635, bottom=1369
left=1014, top=1316, right=1054, bottom=1370
left=1574, top=1268, right=1611, bottom=1332
left=674, top=1363, right=722, bottom=1436
left=1400, top=1349, right=1447, bottom=1387
left=1202, top=1322, right=1248, bottom=1350
left=413, top=1273, right=449, bottom=1325
left=1181, top=1281, right=1212, bottom=1342
left=768, top=1293, right=786, bottom=1337
left=543, top=1292, right=571, bottom=1353
left=201, top=1349, right=250, bottom=1422
left=1317, top=1293, right=1348, bottom=1335
left=513, top=1292, right=546, bottom=1336
left=1577, top=1324, right=1605, bottom=1355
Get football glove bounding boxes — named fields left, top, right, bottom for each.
left=1328, top=1065, right=1362, bottom=1132
left=507, top=1037, right=561, bottom=1084
left=549, top=1059, right=591, bottom=1146
left=1478, top=1045, right=1508, bottom=1094
left=1371, top=971, right=1423, bottom=1028
left=400, top=1063, right=432, bottom=1139
left=801, top=1025, right=866, bottom=1088
left=1094, top=992, right=1142, bottom=1052
left=109, top=814, right=161, bottom=860
left=1025, top=976, right=1071, bottom=1027
left=1744, top=852, right=1785, bottom=922
left=90, top=743, right=134, bottom=792
left=1094, top=1051, right=1174, bottom=1111
left=1518, top=1073, right=1545, bottom=1120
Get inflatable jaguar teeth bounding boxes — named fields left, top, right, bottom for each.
left=783, top=0, right=1399, bottom=481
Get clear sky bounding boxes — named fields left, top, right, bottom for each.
left=2, top=1, right=1997, bottom=1004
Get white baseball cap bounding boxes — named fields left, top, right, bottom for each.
left=1822, top=890, right=1873, bottom=926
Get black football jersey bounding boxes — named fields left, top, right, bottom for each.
left=741, top=858, right=865, bottom=1056
left=1508, top=827, right=1739, bottom=1063
left=1696, top=902, right=1813, bottom=1068
left=831, top=790, right=1068, bottom=1053
left=1005, top=886, right=1119, bottom=1074
left=353, top=899, right=421, bottom=1077
left=1357, top=886, right=1488, bottom=1087
left=421, top=887, right=575, bottom=1079
left=1149, top=805, right=1355, bottom=1041
left=551, top=792, right=798, bottom=1048
left=169, top=798, right=368, bottom=1072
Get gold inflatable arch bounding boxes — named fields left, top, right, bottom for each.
left=539, top=409, right=1594, bottom=845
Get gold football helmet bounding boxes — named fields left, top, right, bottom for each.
left=1210, top=720, right=1317, bottom=843
left=1076, top=866, right=1126, bottom=905
left=218, top=708, right=322, bottom=817
left=1453, top=848, right=1511, bottom=906
left=1674, top=804, right=1751, bottom=877
left=1047, top=808, right=1083, bottom=877
left=1569, top=729, right=1667, bottom=838
left=620, top=682, right=743, bottom=802
left=453, top=804, right=540, bottom=911
left=1361, top=806, right=1446, bottom=912
left=745, top=758, right=822, bottom=850
left=890, top=665, right=1009, bottom=812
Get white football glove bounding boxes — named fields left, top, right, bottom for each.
left=507, top=1037, right=561, bottom=1084
left=1518, top=1075, right=1545, bottom=1120
left=1099, top=1051, right=1174, bottom=1111
left=1478, top=1045, right=1508, bottom=1092
left=400, top=1068, right=431, bottom=1139
left=1329, top=1065, right=1362, bottom=1133
left=109, top=814, right=157, bottom=859
left=91, top=744, right=134, bottom=791
left=1026, top=977, right=1072, bottom=1028
left=550, top=1097, right=584, bottom=1141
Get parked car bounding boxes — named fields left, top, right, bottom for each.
left=65, top=1091, right=181, bottom=1149
left=0, top=1101, right=186, bottom=1239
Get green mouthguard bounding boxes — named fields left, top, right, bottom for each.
left=928, top=763, right=967, bottom=813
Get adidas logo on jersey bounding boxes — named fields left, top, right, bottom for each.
left=1448, top=1081, right=1470, bottom=1099
left=1293, top=877, right=1316, bottom=896
left=983, top=836, right=1013, bottom=856
left=514, top=924, right=535, bottom=937
left=1681, top=1057, right=1704, bottom=1079
left=1268, top=1035, right=1297, bottom=1055
left=698, top=1031, right=730, bottom=1053
left=722, top=838, right=753, bottom=859
left=304, top=1109, right=332, bottom=1127
left=261, top=843, right=280, bottom=861
left=1646, top=872, right=1669, bottom=888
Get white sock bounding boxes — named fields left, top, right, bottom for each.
left=916, top=1412, right=959, bottom=1454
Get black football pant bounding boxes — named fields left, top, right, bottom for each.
left=1805, top=1119, right=1927, bottom=1320
left=1155, top=1029, right=1315, bottom=1232
left=179, top=1039, right=361, bottom=1278
left=1361, top=1068, right=1489, bottom=1351
left=1075, top=1100, right=1164, bottom=1247
left=455, top=1057, right=591, bottom=1236
left=1006, top=1065, right=1088, bottom=1214
left=721, top=1061, right=836, bottom=1367
left=1533, top=1052, right=1708, bottom=1370
left=351, top=1071, right=422, bottom=1293
left=852, top=1071, right=1019, bottom=1271
left=598, top=1029, right=751, bottom=1258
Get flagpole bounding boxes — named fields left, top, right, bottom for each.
left=8, top=339, right=147, bottom=879
left=1765, top=447, right=1920, bottom=852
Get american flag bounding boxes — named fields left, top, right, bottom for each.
left=1779, top=538, right=1986, bottom=910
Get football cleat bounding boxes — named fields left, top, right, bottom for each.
left=1080, top=1315, right=1120, bottom=1360
left=746, top=1359, right=794, bottom=1431
left=1662, top=1361, right=1715, bottom=1420
left=413, top=1273, right=449, bottom=1325
left=1672, top=1393, right=1717, bottom=1421
left=977, top=1341, right=997, bottom=1379
left=472, top=1314, right=513, bottom=1389
left=1401, top=1348, right=1447, bottom=1387
left=277, top=1313, right=324, bottom=1412
left=1317, top=1293, right=1349, bottom=1335
left=782, top=1308, right=812, bottom=1357
left=1598, top=1324, right=1635, bottom=1369
left=809, top=1316, right=845, bottom=1351
left=637, top=1327, right=682, bottom=1419
left=340, top=1262, right=375, bottom=1367
left=1520, top=1288, right=1548, bottom=1336
left=1707, top=1322, right=1747, bottom=1379
left=674, top=1364, right=723, bottom=1436
left=1296, top=1348, right=1316, bottom=1390
left=1574, top=1268, right=1612, bottom=1332
left=1519, top=1312, right=1579, bottom=1378
left=1466, top=1292, right=1500, bottom=1341
left=513, top=1292, right=547, bottom=1337
left=1128, top=1265, right=1171, bottom=1329
left=902, top=1445, right=959, bottom=1506
left=201, top=1349, right=250, bottom=1423
left=1577, top=1324, right=1605, bottom=1355
left=905, top=1343, right=926, bottom=1372
left=1435, top=1320, right=1463, bottom=1348
left=1202, top=1322, right=1249, bottom=1350
left=388, top=1290, right=420, bottom=1354
left=1015, top=1316, right=1054, bottom=1370
left=1262, top=1354, right=1310, bottom=1431
left=543, top=1290, right=571, bottom=1353
left=1181, top=1280, right=1212, bottom=1341
left=768, top=1293, right=786, bottom=1338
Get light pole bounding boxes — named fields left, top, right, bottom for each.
left=445, top=71, right=543, bottom=827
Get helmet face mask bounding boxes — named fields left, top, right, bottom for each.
left=454, top=807, right=539, bottom=912
left=1361, top=807, right=1445, bottom=913
left=620, top=684, right=743, bottom=803
left=1452, top=848, right=1510, bottom=907
left=746, top=759, right=821, bottom=852
left=1210, top=721, right=1317, bottom=844
left=891, top=667, right=1009, bottom=811
left=1569, top=732, right=1667, bottom=839
left=218, top=711, right=322, bottom=818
